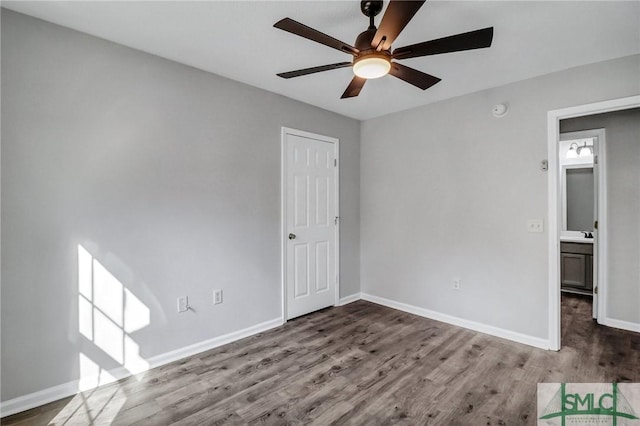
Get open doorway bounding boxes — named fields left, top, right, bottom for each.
left=557, top=129, right=602, bottom=341
left=547, top=95, right=640, bottom=351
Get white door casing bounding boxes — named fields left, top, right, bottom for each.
left=281, top=128, right=339, bottom=320
left=592, top=131, right=605, bottom=320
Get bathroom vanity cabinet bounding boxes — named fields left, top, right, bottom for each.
left=560, top=241, right=593, bottom=294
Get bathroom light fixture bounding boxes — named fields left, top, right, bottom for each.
left=566, top=143, right=579, bottom=159
left=352, top=54, right=391, bottom=79
left=577, top=142, right=593, bottom=158
left=566, top=141, right=593, bottom=159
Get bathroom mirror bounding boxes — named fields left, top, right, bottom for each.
left=562, top=165, right=594, bottom=232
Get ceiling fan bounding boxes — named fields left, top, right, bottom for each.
left=274, top=0, right=494, bottom=99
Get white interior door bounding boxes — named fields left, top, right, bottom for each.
left=283, top=129, right=338, bottom=320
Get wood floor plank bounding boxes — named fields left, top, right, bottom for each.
left=3, top=294, right=639, bottom=425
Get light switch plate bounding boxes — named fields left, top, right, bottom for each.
left=527, top=219, right=544, bottom=233
left=177, top=296, right=189, bottom=313
left=214, top=290, right=223, bottom=305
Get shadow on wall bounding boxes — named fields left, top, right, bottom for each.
left=50, top=245, right=152, bottom=424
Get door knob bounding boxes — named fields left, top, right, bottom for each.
left=288, top=233, right=296, bottom=240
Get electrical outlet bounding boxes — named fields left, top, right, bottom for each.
left=527, top=219, right=544, bottom=233
left=453, top=279, right=461, bottom=290
left=177, top=296, right=189, bottom=313
left=213, top=290, right=223, bottom=305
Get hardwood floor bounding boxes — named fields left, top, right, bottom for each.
left=3, top=294, right=639, bottom=425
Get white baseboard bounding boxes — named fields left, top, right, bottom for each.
left=601, top=316, right=640, bottom=333
left=0, top=317, right=283, bottom=418
left=360, top=293, right=550, bottom=350
left=0, top=381, right=80, bottom=420
left=146, top=317, right=283, bottom=368
left=337, top=293, right=361, bottom=306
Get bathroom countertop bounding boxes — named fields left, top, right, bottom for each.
left=560, top=236, right=594, bottom=244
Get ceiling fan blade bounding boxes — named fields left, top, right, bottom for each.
left=392, top=27, right=494, bottom=60
left=277, top=62, right=352, bottom=79
left=372, top=0, right=426, bottom=51
left=389, top=63, right=441, bottom=90
left=274, top=18, right=359, bottom=56
left=341, top=76, right=366, bottom=99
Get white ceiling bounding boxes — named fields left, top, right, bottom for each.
left=4, top=1, right=639, bottom=120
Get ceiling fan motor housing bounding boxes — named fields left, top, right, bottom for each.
left=354, top=28, right=391, bottom=73
left=355, top=27, right=391, bottom=57
left=355, top=28, right=380, bottom=51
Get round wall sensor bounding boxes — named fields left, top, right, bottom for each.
left=492, top=104, right=508, bottom=117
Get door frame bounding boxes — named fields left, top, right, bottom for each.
left=559, top=128, right=604, bottom=320
left=280, top=127, right=340, bottom=322
left=547, top=95, right=640, bottom=350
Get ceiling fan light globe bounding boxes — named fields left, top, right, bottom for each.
left=353, top=57, right=391, bottom=79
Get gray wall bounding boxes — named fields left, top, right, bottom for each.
left=561, top=108, right=640, bottom=324
left=360, top=54, right=640, bottom=340
left=1, top=9, right=360, bottom=401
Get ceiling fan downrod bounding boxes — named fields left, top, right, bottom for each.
left=360, top=0, right=384, bottom=29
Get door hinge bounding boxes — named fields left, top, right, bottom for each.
left=594, top=155, right=598, bottom=165
left=594, top=286, right=598, bottom=295
left=334, top=158, right=337, bottom=167
left=334, top=216, right=339, bottom=225
left=594, top=220, right=598, bottom=230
